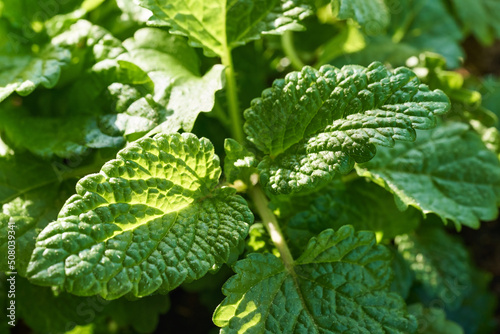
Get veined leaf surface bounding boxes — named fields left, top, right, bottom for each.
left=27, top=133, right=253, bottom=299
left=136, top=0, right=313, bottom=56
left=244, top=62, right=450, bottom=194
left=0, top=44, right=70, bottom=103
left=357, top=122, right=500, bottom=228
left=332, top=0, right=390, bottom=33
left=214, top=226, right=416, bottom=333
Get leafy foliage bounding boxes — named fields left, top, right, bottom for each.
left=27, top=133, right=253, bottom=299
left=1, top=0, right=499, bottom=333
left=357, top=122, right=500, bottom=229
left=286, top=179, right=420, bottom=252
left=214, top=226, right=416, bottom=333
left=245, top=62, right=450, bottom=194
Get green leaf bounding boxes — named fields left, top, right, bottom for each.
left=137, top=0, right=312, bottom=56
left=119, top=28, right=225, bottom=134
left=27, top=133, right=253, bottom=299
left=16, top=276, right=107, bottom=333
left=214, top=226, right=417, bottom=333
left=0, top=44, right=70, bottom=102
left=286, top=179, right=420, bottom=252
left=15, top=276, right=170, bottom=334
left=0, top=182, right=74, bottom=276
left=244, top=62, right=450, bottom=195
left=390, top=246, right=414, bottom=300
left=395, top=225, right=472, bottom=309
left=224, top=138, right=258, bottom=185
left=332, top=0, right=390, bottom=34
left=105, top=294, right=170, bottom=333
left=0, top=98, right=125, bottom=158
left=407, top=304, right=464, bottom=334
left=326, top=0, right=464, bottom=69
left=357, top=122, right=500, bottom=229
left=0, top=152, right=61, bottom=204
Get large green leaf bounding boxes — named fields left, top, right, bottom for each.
left=395, top=225, right=472, bottom=309
left=332, top=0, right=390, bottom=33
left=136, top=0, right=312, bottom=56
left=244, top=62, right=450, bottom=195
left=357, top=122, right=500, bottom=229
left=27, top=133, right=253, bottom=299
left=214, top=226, right=416, bottom=333
left=119, top=28, right=225, bottom=134
left=0, top=44, right=70, bottom=102
left=286, top=179, right=420, bottom=252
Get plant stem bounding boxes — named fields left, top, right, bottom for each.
left=248, top=185, right=295, bottom=274
left=281, top=31, right=305, bottom=71
left=221, top=47, right=244, bottom=143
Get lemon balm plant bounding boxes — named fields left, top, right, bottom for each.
left=1, top=0, right=500, bottom=333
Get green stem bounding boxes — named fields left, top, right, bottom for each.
left=282, top=31, right=305, bottom=71
left=221, top=47, right=244, bottom=143
left=248, top=185, right=295, bottom=274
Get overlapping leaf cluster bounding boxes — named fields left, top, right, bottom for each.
left=1, top=0, right=500, bottom=333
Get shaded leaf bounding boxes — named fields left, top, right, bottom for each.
left=395, top=225, right=472, bottom=309
left=286, top=179, right=420, bottom=252
left=357, top=122, right=500, bottom=229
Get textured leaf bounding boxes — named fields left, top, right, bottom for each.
left=244, top=62, right=450, bottom=194
left=224, top=138, right=258, bottom=185
left=118, top=28, right=225, bottom=135
left=27, top=133, right=253, bottom=299
left=332, top=0, right=390, bottom=33
left=0, top=57, right=154, bottom=158
left=214, top=226, right=417, bottom=333
left=407, top=304, right=464, bottom=334
left=136, top=0, right=312, bottom=56
left=357, top=122, right=500, bottom=229
left=0, top=182, right=74, bottom=276
left=286, top=179, right=420, bottom=252
left=395, top=225, right=472, bottom=309
left=0, top=44, right=70, bottom=102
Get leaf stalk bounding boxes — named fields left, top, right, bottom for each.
left=248, top=185, right=295, bottom=273
left=221, top=47, right=245, bottom=143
